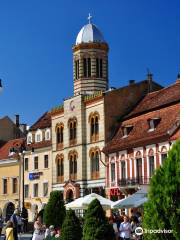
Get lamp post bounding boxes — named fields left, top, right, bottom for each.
left=11, top=145, right=26, bottom=212
left=20, top=150, right=25, bottom=210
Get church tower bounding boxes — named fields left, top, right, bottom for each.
left=73, top=15, right=109, bottom=95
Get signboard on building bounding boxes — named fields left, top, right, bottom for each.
left=29, top=172, right=43, bottom=180
left=109, top=188, right=121, bottom=196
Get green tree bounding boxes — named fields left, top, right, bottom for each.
left=43, top=191, right=66, bottom=228
left=143, top=140, right=180, bottom=240
left=82, top=199, right=115, bottom=240
left=61, top=209, right=82, bottom=240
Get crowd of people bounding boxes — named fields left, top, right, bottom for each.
left=32, top=216, right=60, bottom=240
left=0, top=208, right=142, bottom=240
left=0, top=208, right=28, bottom=240
left=0, top=211, right=60, bottom=240
left=109, top=211, right=143, bottom=240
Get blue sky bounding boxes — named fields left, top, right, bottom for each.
left=0, top=0, right=179, bottom=126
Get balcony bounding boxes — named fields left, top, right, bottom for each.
left=91, top=171, right=100, bottom=180
left=56, top=143, right=63, bottom=150
left=118, top=177, right=151, bottom=188
left=69, top=139, right=77, bottom=146
left=57, top=176, right=64, bottom=184
left=90, top=134, right=99, bottom=143
left=70, top=174, right=77, bottom=181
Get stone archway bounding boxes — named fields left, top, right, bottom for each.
left=3, top=202, right=15, bottom=221
left=66, top=189, right=74, bottom=203
left=63, top=180, right=80, bottom=203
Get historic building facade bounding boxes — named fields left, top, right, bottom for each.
left=0, top=138, right=24, bottom=220
left=103, top=78, right=180, bottom=201
left=51, top=19, right=162, bottom=202
left=24, top=112, right=52, bottom=221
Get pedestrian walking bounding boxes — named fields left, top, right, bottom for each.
left=32, top=216, right=45, bottom=240
left=0, top=214, right=4, bottom=236
left=119, top=215, right=132, bottom=240
left=5, top=221, right=14, bottom=240
left=21, top=208, right=28, bottom=233
left=10, top=209, right=19, bottom=240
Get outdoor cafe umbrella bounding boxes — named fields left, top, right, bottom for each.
left=112, top=188, right=147, bottom=209
left=65, top=193, right=113, bottom=210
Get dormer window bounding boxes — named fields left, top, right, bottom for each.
left=27, top=133, right=32, bottom=144
left=148, top=117, right=161, bottom=132
left=122, top=125, right=133, bottom=138
left=45, top=129, right=51, bottom=140
left=35, top=129, right=42, bottom=142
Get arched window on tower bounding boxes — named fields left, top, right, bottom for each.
left=75, top=59, right=79, bottom=80
left=96, top=58, right=103, bottom=78
left=90, top=148, right=100, bottom=180
left=69, top=151, right=77, bottom=180
left=56, top=154, right=64, bottom=183
left=68, top=118, right=77, bottom=146
left=89, top=112, right=100, bottom=142
left=83, top=58, right=91, bottom=77
left=56, top=123, right=64, bottom=150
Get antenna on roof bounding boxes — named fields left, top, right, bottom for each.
left=146, top=68, right=153, bottom=93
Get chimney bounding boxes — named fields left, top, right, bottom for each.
left=176, top=73, right=180, bottom=83
left=147, top=70, right=153, bottom=93
left=15, top=114, right=20, bottom=128
left=129, top=80, right=135, bottom=85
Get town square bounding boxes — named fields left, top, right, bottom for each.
left=0, top=1, right=179, bottom=240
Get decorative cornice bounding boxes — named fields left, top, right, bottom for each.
left=73, top=42, right=109, bottom=52
left=84, top=91, right=104, bottom=105
left=50, top=105, right=64, bottom=116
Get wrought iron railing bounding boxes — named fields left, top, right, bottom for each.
left=118, top=176, right=151, bottom=187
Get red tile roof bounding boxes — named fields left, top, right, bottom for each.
left=29, top=112, right=51, bottom=131
left=0, top=138, right=25, bottom=160
left=126, top=81, right=180, bottom=119
left=103, top=104, right=180, bottom=154
left=26, top=140, right=51, bottom=151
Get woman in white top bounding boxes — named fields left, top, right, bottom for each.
left=119, top=215, right=132, bottom=240
left=32, top=216, right=45, bottom=240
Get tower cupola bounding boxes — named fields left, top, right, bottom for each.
left=73, top=14, right=109, bottom=95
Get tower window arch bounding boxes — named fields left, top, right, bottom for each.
left=89, top=112, right=100, bottom=142
left=69, top=151, right=78, bottom=180
left=68, top=117, right=77, bottom=145
left=96, top=58, right=103, bottom=78
left=83, top=58, right=91, bottom=77
left=75, top=59, right=79, bottom=79
left=56, top=154, right=64, bottom=183
left=89, top=147, right=100, bottom=180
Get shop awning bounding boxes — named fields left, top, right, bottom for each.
left=112, top=188, right=148, bottom=209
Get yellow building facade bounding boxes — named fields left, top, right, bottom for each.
left=0, top=139, right=23, bottom=221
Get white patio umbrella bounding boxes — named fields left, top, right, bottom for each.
left=112, top=189, right=147, bottom=209
left=133, top=197, right=148, bottom=208
left=65, top=193, right=113, bottom=210
left=65, top=197, right=85, bottom=210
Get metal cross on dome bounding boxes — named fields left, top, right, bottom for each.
left=87, top=13, right=92, bottom=24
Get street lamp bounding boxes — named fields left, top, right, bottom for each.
left=10, top=145, right=26, bottom=212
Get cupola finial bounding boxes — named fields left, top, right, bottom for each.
left=87, top=13, right=92, bottom=24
